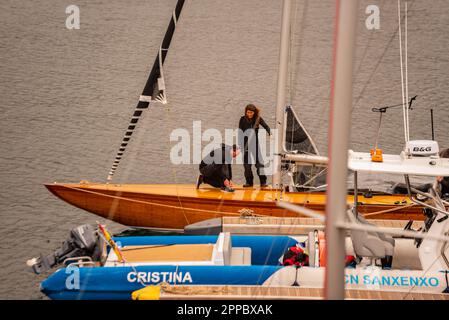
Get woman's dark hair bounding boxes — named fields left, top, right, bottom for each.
left=440, top=148, right=449, bottom=159
left=245, top=104, right=261, bottom=128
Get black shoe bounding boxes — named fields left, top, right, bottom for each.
left=221, top=186, right=235, bottom=193
left=381, top=255, right=393, bottom=270
left=243, top=183, right=253, bottom=188
left=196, top=175, right=203, bottom=189
left=260, top=184, right=268, bottom=188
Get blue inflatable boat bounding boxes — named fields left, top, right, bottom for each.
left=29, top=225, right=306, bottom=300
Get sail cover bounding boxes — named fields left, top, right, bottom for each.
left=283, top=105, right=319, bottom=155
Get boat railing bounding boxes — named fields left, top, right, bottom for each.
left=63, top=256, right=95, bottom=268
left=405, top=176, right=449, bottom=218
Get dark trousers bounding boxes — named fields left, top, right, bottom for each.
left=200, top=164, right=231, bottom=188
left=243, top=150, right=266, bottom=185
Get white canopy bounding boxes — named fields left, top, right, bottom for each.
left=348, top=150, right=449, bottom=176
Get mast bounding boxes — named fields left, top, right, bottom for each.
left=325, top=0, right=358, bottom=300
left=405, top=1, right=410, bottom=142
left=272, top=0, right=292, bottom=190
left=106, top=0, right=185, bottom=181
left=397, top=0, right=406, bottom=144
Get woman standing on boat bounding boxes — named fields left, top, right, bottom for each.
left=238, top=104, right=271, bottom=188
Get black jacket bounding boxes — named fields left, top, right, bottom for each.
left=199, top=144, right=233, bottom=179
left=238, top=116, right=271, bottom=134
left=238, top=116, right=271, bottom=151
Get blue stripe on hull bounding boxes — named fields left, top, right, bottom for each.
left=42, top=265, right=283, bottom=300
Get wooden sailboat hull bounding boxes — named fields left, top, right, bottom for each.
left=45, top=183, right=426, bottom=230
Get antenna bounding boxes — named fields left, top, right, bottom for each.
left=431, top=109, right=435, bottom=140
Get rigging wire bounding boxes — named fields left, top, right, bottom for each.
left=353, top=0, right=416, bottom=192
left=288, top=0, right=296, bottom=152
left=352, top=0, right=385, bottom=92
left=401, top=239, right=448, bottom=299
left=286, top=1, right=326, bottom=190
left=354, top=0, right=416, bottom=108
left=164, top=101, right=191, bottom=227
left=288, top=0, right=299, bottom=106
left=371, top=95, right=417, bottom=113
left=106, top=0, right=185, bottom=182
left=371, top=95, right=417, bottom=154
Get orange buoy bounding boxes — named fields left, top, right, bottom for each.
left=370, top=148, right=383, bottom=162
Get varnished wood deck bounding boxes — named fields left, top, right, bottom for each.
left=135, top=284, right=449, bottom=300
left=222, top=217, right=423, bottom=235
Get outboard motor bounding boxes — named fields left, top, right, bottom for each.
left=27, top=224, right=104, bottom=274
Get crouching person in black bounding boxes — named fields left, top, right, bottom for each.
left=197, top=144, right=240, bottom=193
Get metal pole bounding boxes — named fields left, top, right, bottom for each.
left=272, top=0, right=292, bottom=190
left=325, top=0, right=358, bottom=300
left=430, top=109, right=435, bottom=140
left=397, top=0, right=409, bottom=146
left=405, top=1, right=410, bottom=142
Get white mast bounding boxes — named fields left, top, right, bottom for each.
left=324, top=0, right=358, bottom=300
left=272, top=0, right=292, bottom=190
left=405, top=1, right=410, bottom=142
left=398, top=0, right=409, bottom=146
